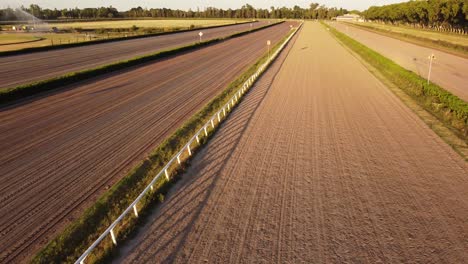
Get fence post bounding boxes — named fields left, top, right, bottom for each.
left=165, top=169, right=169, bottom=180
left=217, top=112, right=221, bottom=122
left=110, top=228, right=117, bottom=245
left=204, top=126, right=208, bottom=137
left=133, top=204, right=139, bottom=217
left=177, top=155, right=181, bottom=164
left=187, top=145, right=192, bottom=156
left=196, top=135, right=200, bottom=144
left=211, top=119, right=214, bottom=128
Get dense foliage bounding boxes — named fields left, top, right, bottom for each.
left=363, top=0, right=468, bottom=31
left=0, top=3, right=347, bottom=21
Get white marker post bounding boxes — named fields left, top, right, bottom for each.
left=267, top=40, right=271, bottom=61
left=427, top=53, right=436, bottom=84
left=199, top=31, right=203, bottom=42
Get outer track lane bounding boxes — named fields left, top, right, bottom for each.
left=0, top=22, right=296, bottom=263
left=331, top=22, right=468, bottom=102
left=118, top=22, right=468, bottom=263
left=0, top=21, right=269, bottom=89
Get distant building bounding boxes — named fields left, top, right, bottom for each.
left=336, top=14, right=363, bottom=22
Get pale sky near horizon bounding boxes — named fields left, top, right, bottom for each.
left=1, top=0, right=406, bottom=12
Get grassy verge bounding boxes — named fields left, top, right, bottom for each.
left=32, top=25, right=295, bottom=264
left=0, top=20, right=254, bottom=57
left=344, top=22, right=468, bottom=59
left=323, top=22, right=468, bottom=158
left=0, top=21, right=280, bottom=105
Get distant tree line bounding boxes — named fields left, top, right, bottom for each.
left=0, top=4, right=120, bottom=20
left=363, top=0, right=468, bottom=32
left=0, top=3, right=348, bottom=21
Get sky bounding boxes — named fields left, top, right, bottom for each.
left=1, top=0, right=406, bottom=12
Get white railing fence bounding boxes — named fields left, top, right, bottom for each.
left=75, top=22, right=302, bottom=264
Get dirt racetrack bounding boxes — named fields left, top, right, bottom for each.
left=118, top=22, right=468, bottom=263
left=0, top=22, right=295, bottom=263
left=0, top=21, right=268, bottom=89
left=331, top=22, right=468, bottom=102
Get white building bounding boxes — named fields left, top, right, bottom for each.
left=336, top=14, right=363, bottom=22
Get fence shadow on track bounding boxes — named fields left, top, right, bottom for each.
left=118, top=38, right=296, bottom=262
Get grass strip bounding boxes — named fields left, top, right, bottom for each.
left=323, top=22, right=467, bottom=144
left=32, top=24, right=295, bottom=264
left=0, top=36, right=45, bottom=46
left=0, top=20, right=254, bottom=57
left=0, top=21, right=281, bottom=105
left=345, top=22, right=468, bottom=59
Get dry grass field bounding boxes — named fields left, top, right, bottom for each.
left=0, top=34, right=41, bottom=45
left=332, top=22, right=468, bottom=101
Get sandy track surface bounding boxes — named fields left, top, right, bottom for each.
left=0, top=21, right=268, bottom=89
left=119, top=22, right=468, bottom=263
left=331, top=22, right=468, bottom=102
left=0, top=22, right=295, bottom=263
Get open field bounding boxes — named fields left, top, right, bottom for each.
left=48, top=19, right=247, bottom=29
left=0, top=33, right=41, bottom=45
left=118, top=22, right=468, bottom=263
left=0, top=21, right=268, bottom=89
left=0, top=32, right=138, bottom=52
left=350, top=22, right=468, bottom=46
left=0, top=22, right=295, bottom=263
left=331, top=22, right=468, bottom=102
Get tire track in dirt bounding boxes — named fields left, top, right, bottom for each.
left=0, top=22, right=295, bottom=263
left=118, top=22, right=467, bottom=263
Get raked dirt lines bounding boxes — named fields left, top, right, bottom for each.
left=0, top=22, right=295, bottom=263
left=118, top=21, right=468, bottom=263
